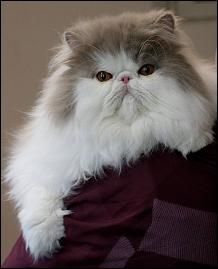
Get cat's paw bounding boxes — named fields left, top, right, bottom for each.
left=20, top=208, right=71, bottom=260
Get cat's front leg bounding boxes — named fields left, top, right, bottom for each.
left=17, top=186, right=71, bottom=260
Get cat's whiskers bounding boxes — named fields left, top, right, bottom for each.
left=106, top=88, right=124, bottom=108
left=138, top=38, right=158, bottom=59
left=141, top=89, right=176, bottom=113
left=128, top=90, right=149, bottom=110
left=132, top=89, right=156, bottom=110
left=147, top=39, right=167, bottom=59
left=144, top=42, right=160, bottom=60
left=135, top=83, right=182, bottom=115
left=147, top=34, right=171, bottom=50
left=138, top=93, right=180, bottom=119
left=137, top=36, right=153, bottom=56
left=137, top=35, right=169, bottom=60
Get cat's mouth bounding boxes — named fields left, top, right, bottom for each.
left=121, top=85, right=134, bottom=99
left=116, top=88, right=144, bottom=123
left=104, top=85, right=144, bottom=119
left=118, top=86, right=149, bottom=118
left=121, top=86, right=139, bottom=104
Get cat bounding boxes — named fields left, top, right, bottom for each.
left=5, top=9, right=217, bottom=260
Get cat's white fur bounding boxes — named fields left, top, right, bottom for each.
left=5, top=39, right=217, bottom=260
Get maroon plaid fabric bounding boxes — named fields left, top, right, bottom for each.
left=3, top=124, right=217, bottom=268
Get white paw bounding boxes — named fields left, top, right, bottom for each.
left=20, top=208, right=71, bottom=260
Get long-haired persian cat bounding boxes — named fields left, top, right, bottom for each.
left=5, top=10, right=217, bottom=260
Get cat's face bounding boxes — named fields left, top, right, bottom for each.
left=74, top=47, right=183, bottom=125
left=46, top=10, right=211, bottom=130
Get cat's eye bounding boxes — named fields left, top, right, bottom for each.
left=96, top=71, right=113, bottom=82
left=138, top=64, right=155, bottom=76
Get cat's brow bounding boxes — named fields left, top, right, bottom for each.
left=136, top=35, right=168, bottom=60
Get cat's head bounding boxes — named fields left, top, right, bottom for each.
left=41, top=10, right=215, bottom=152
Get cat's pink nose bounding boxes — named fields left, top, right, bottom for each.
left=121, top=75, right=131, bottom=84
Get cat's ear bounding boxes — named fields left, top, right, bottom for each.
left=156, top=12, right=176, bottom=33
left=64, top=31, right=80, bottom=48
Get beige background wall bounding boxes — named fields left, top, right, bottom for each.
left=1, top=1, right=217, bottom=263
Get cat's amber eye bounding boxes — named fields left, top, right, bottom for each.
left=138, top=64, right=155, bottom=76
left=96, top=71, right=113, bottom=82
